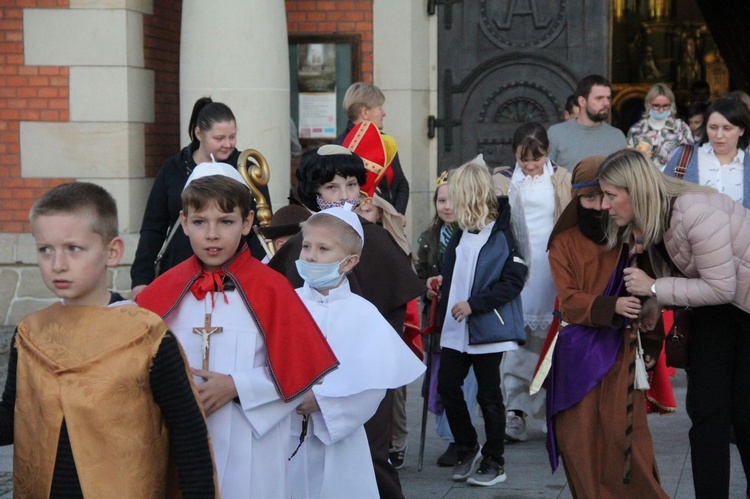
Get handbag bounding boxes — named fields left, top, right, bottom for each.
left=664, top=306, right=692, bottom=368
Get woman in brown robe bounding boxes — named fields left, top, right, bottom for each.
left=545, top=156, right=668, bottom=498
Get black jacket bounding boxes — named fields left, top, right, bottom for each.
left=334, top=121, right=410, bottom=214
left=130, top=143, right=271, bottom=287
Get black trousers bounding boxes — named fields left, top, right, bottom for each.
left=686, top=304, right=750, bottom=498
left=437, top=347, right=506, bottom=464
left=364, top=389, right=404, bottom=499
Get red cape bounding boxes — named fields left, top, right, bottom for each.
left=136, top=247, right=339, bottom=402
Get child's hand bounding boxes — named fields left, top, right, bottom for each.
left=192, top=368, right=238, bottom=417
left=426, top=276, right=442, bottom=300
left=644, top=354, right=657, bottom=370
left=295, top=391, right=320, bottom=415
left=451, top=301, right=472, bottom=322
left=638, top=298, right=661, bottom=332
left=615, top=296, right=641, bottom=320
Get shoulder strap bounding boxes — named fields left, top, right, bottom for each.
left=154, top=219, right=182, bottom=269
left=674, top=145, right=694, bottom=180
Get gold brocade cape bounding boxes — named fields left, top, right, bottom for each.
left=14, top=303, right=180, bottom=498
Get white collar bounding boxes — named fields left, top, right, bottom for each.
left=511, top=158, right=553, bottom=184
left=701, top=143, right=744, bottom=164
left=302, top=278, right=351, bottom=303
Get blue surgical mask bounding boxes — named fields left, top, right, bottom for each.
left=649, top=109, right=670, bottom=121
left=295, top=257, right=349, bottom=290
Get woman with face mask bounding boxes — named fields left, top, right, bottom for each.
left=627, top=83, right=694, bottom=171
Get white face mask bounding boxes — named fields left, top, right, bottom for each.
left=295, top=256, right=350, bottom=290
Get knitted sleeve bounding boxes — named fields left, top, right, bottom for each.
left=151, top=332, right=216, bottom=498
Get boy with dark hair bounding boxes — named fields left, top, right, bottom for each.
left=137, top=163, right=338, bottom=499
left=1, top=182, right=216, bottom=497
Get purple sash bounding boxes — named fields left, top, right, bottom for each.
left=546, top=248, right=629, bottom=471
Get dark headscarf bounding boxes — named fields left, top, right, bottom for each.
left=547, top=155, right=606, bottom=248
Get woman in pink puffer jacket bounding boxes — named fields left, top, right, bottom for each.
left=597, top=148, right=750, bottom=499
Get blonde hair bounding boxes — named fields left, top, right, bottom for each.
left=643, top=83, right=677, bottom=118
left=448, top=161, right=498, bottom=231
left=301, top=214, right=363, bottom=256
left=598, top=149, right=715, bottom=249
left=343, top=82, right=385, bottom=122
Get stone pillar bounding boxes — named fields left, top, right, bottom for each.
left=373, top=1, right=435, bottom=245
left=21, top=2, right=155, bottom=236
left=180, top=0, right=291, bottom=211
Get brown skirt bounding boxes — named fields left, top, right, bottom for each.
left=554, top=332, right=669, bottom=499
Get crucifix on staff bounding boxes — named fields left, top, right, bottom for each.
left=193, top=313, right=223, bottom=370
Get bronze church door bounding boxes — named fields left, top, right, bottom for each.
left=431, top=0, right=611, bottom=169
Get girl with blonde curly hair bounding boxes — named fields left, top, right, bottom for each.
left=427, top=159, right=528, bottom=487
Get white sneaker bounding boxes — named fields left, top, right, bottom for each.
left=505, top=410, right=528, bottom=442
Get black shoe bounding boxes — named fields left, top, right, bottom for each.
left=389, top=444, right=407, bottom=470
left=437, top=442, right=458, bottom=467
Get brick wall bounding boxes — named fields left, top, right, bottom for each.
left=0, top=0, right=71, bottom=234
left=285, top=0, right=373, bottom=82
left=143, top=0, right=182, bottom=177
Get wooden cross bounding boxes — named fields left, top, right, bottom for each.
left=193, top=313, right=223, bottom=370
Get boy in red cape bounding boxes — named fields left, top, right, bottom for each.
left=137, top=163, right=338, bottom=499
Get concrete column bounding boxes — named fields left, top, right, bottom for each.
left=180, top=0, right=291, bottom=211
left=22, top=3, right=155, bottom=235
left=373, top=1, right=436, bottom=245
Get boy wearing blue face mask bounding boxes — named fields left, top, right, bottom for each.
left=136, top=163, right=339, bottom=499
left=289, top=207, right=425, bottom=499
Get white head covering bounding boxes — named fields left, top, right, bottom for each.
left=313, top=204, right=364, bottom=244
left=317, top=144, right=352, bottom=156
left=183, top=162, right=248, bottom=191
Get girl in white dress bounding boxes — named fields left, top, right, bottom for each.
left=494, top=122, right=571, bottom=441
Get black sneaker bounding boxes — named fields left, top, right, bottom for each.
left=389, top=444, right=407, bottom=470
left=467, top=457, right=506, bottom=486
left=437, top=442, right=458, bottom=467
left=451, top=444, right=481, bottom=481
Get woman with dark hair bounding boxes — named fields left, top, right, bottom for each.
left=130, top=97, right=271, bottom=296
left=494, top=122, right=570, bottom=441
left=599, top=148, right=750, bottom=499
left=626, top=83, right=693, bottom=170
left=665, top=97, right=750, bottom=208
left=269, top=145, right=423, bottom=499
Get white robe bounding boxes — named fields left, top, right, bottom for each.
left=168, top=289, right=299, bottom=499
left=289, top=280, right=426, bottom=499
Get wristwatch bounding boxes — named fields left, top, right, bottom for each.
left=650, top=283, right=657, bottom=297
